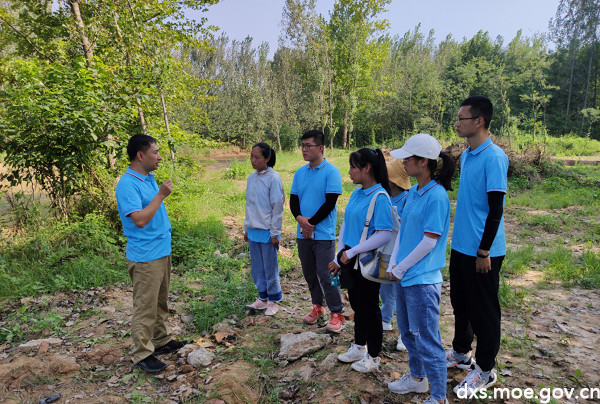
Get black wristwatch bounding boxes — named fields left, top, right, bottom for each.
left=477, top=252, right=489, bottom=258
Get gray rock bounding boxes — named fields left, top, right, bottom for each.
left=18, top=338, right=62, bottom=351
left=318, top=353, right=338, bottom=371
left=236, top=253, right=247, bottom=260
left=187, top=348, right=215, bottom=367
left=278, top=332, right=331, bottom=361
left=181, top=314, right=195, bottom=324
left=178, top=344, right=199, bottom=358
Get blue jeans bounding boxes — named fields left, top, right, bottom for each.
left=396, top=283, right=447, bottom=400
left=248, top=240, right=282, bottom=302
left=380, top=282, right=396, bottom=324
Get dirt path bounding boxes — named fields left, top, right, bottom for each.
left=2, top=259, right=600, bottom=404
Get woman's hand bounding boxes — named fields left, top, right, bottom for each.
left=244, top=231, right=248, bottom=242
left=271, top=236, right=279, bottom=247
left=387, top=265, right=401, bottom=282
left=328, top=260, right=340, bottom=276
left=339, top=251, right=350, bottom=265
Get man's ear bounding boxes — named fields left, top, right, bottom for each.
left=137, top=150, right=144, bottom=162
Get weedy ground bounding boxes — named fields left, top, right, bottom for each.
left=1, top=144, right=600, bottom=404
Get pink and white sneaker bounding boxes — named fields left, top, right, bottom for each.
left=246, top=298, right=268, bottom=310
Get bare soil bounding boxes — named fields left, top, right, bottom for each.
left=2, top=244, right=600, bottom=403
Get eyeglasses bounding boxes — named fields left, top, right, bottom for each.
left=403, top=156, right=418, bottom=162
left=456, top=116, right=480, bottom=125
left=301, top=144, right=322, bottom=150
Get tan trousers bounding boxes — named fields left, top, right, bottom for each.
left=128, top=255, right=172, bottom=364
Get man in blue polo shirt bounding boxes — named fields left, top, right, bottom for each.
left=116, top=134, right=186, bottom=373
left=290, top=130, right=344, bottom=333
left=447, top=96, right=509, bottom=396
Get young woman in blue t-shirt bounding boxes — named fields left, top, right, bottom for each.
left=328, top=148, right=393, bottom=373
left=244, top=143, right=284, bottom=317
left=385, top=134, right=455, bottom=404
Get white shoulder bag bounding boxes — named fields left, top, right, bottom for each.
left=355, top=191, right=400, bottom=284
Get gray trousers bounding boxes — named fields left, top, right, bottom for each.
left=297, top=239, right=343, bottom=313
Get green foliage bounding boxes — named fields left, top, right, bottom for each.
left=223, top=159, right=252, bottom=180
left=0, top=305, right=64, bottom=344
left=0, top=57, right=138, bottom=216
left=0, top=213, right=128, bottom=298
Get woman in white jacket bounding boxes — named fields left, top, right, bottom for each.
left=244, top=143, right=284, bottom=317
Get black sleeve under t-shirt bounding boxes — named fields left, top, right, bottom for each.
left=478, top=191, right=505, bottom=251
left=289, top=193, right=339, bottom=226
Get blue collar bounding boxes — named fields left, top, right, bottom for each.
left=417, top=179, right=439, bottom=196
left=393, top=189, right=409, bottom=204
left=257, top=167, right=272, bottom=175
left=125, top=167, right=150, bottom=182
left=468, top=138, right=494, bottom=155
left=306, top=158, right=328, bottom=171
left=362, top=183, right=384, bottom=196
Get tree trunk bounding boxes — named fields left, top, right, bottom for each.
left=581, top=45, right=595, bottom=136
left=564, top=42, right=577, bottom=135
left=275, top=123, right=282, bottom=152
left=326, top=50, right=335, bottom=150
left=113, top=14, right=147, bottom=137
left=157, top=82, right=175, bottom=167
left=341, top=109, right=348, bottom=150
left=69, top=0, right=94, bottom=63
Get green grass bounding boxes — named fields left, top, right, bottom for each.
left=0, top=213, right=129, bottom=298
left=541, top=247, right=600, bottom=288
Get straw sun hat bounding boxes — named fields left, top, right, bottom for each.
left=386, top=158, right=411, bottom=190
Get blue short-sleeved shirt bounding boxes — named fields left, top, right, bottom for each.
left=290, top=158, right=342, bottom=240
left=116, top=167, right=171, bottom=262
left=343, top=184, right=393, bottom=248
left=392, top=190, right=409, bottom=217
left=397, top=180, right=450, bottom=287
left=451, top=139, right=508, bottom=257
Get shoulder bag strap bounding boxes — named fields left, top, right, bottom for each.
left=359, top=190, right=389, bottom=243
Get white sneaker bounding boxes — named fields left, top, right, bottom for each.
left=446, top=348, right=475, bottom=369
left=337, top=343, right=367, bottom=363
left=396, top=336, right=407, bottom=351
left=388, top=373, right=430, bottom=394
left=382, top=321, right=393, bottom=331
left=422, top=397, right=448, bottom=404
left=453, top=365, right=497, bottom=398
left=351, top=353, right=380, bottom=373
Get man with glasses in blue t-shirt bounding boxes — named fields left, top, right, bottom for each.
left=447, top=96, right=509, bottom=397
left=290, top=130, right=344, bottom=333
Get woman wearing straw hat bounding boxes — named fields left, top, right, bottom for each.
left=380, top=159, right=412, bottom=352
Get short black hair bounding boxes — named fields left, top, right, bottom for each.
left=461, top=95, right=493, bottom=129
left=127, top=134, right=157, bottom=161
left=301, top=130, right=325, bottom=146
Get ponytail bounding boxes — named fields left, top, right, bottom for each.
left=374, top=149, right=391, bottom=195
left=349, top=148, right=391, bottom=195
left=425, top=151, right=455, bottom=191
left=252, top=142, right=276, bottom=168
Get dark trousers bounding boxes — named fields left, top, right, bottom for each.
left=297, top=239, right=343, bottom=313
left=347, top=263, right=382, bottom=358
left=449, top=249, right=505, bottom=371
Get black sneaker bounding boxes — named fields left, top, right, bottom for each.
left=133, top=355, right=167, bottom=373
left=153, top=340, right=188, bottom=356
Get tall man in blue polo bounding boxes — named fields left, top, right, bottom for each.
left=290, top=130, right=344, bottom=333
left=447, top=96, right=509, bottom=396
left=116, top=134, right=186, bottom=373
